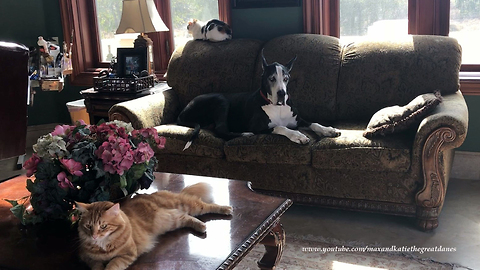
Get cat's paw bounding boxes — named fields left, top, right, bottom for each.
left=220, top=206, right=233, bottom=215
left=197, top=222, right=207, bottom=233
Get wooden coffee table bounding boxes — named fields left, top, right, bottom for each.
left=0, top=172, right=292, bottom=270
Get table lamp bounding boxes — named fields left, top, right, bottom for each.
left=116, top=0, right=169, bottom=75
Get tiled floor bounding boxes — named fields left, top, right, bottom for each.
left=279, top=178, right=480, bottom=269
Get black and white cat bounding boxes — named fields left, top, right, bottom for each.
left=187, top=19, right=232, bottom=42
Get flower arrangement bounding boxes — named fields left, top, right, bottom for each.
left=7, top=120, right=165, bottom=225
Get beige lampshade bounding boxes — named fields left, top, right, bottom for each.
left=115, top=0, right=169, bottom=34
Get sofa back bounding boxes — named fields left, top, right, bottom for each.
left=166, top=34, right=461, bottom=123
left=166, top=39, right=263, bottom=107
left=336, top=35, right=462, bottom=120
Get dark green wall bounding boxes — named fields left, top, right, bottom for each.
left=1, top=1, right=478, bottom=152
left=231, top=6, right=303, bottom=40
left=0, top=0, right=86, bottom=126
left=458, top=96, right=480, bottom=152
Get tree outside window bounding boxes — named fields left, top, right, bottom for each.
left=449, top=0, right=480, bottom=65
left=340, top=0, right=408, bottom=43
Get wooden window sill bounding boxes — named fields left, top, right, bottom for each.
left=460, top=72, right=480, bottom=95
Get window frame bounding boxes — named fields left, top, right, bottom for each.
left=59, top=0, right=229, bottom=87
left=303, top=0, right=480, bottom=95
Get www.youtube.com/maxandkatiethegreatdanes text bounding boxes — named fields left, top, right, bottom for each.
left=302, top=245, right=457, bottom=255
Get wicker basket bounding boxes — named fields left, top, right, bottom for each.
left=93, top=75, right=154, bottom=92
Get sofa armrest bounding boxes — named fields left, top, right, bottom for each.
left=109, top=89, right=181, bottom=129
left=413, top=90, right=468, bottom=154
left=412, top=90, right=468, bottom=230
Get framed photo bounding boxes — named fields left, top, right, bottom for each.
left=116, top=47, right=147, bottom=77
left=232, top=0, right=301, bottom=9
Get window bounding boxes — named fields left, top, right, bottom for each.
left=449, top=0, right=480, bottom=66
left=304, top=0, right=480, bottom=94
left=59, top=0, right=230, bottom=86
left=170, top=0, right=219, bottom=49
left=340, top=0, right=408, bottom=43
left=95, top=0, right=124, bottom=62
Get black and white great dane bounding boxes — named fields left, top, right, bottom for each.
left=177, top=52, right=341, bottom=150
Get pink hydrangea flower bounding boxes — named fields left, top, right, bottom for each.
left=51, top=124, right=74, bottom=136
left=96, top=136, right=134, bottom=175
left=60, top=158, right=84, bottom=176
left=57, top=171, right=75, bottom=189
left=132, top=128, right=166, bottom=150
left=133, top=142, right=155, bottom=163
left=23, top=153, right=41, bottom=177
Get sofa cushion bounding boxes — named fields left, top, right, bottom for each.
left=363, top=91, right=443, bottom=137
left=155, top=125, right=225, bottom=159
left=224, top=132, right=315, bottom=165
left=312, top=123, right=413, bottom=172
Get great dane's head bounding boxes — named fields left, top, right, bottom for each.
left=261, top=51, right=296, bottom=106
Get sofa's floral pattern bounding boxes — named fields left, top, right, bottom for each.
left=166, top=39, right=264, bottom=108
left=155, top=125, right=225, bottom=158
left=336, top=35, right=462, bottom=121
left=110, top=89, right=180, bottom=130
left=225, top=132, right=314, bottom=164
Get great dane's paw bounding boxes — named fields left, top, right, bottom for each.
left=322, top=127, right=341, bottom=138
left=241, top=132, right=255, bottom=137
left=289, top=131, right=310, bottom=144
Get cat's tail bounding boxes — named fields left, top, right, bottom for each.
left=181, top=182, right=214, bottom=203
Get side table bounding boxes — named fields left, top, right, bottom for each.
left=80, top=82, right=171, bottom=124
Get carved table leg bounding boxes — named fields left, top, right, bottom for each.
left=415, top=127, right=456, bottom=231
left=257, top=222, right=285, bottom=270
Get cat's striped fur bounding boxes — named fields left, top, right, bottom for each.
left=76, top=183, right=232, bottom=270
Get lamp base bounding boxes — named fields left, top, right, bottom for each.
left=134, top=34, right=154, bottom=75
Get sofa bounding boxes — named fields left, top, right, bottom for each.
left=109, top=34, right=468, bottom=231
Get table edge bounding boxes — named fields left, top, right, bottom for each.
left=217, top=186, right=293, bottom=270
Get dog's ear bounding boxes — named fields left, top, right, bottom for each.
left=261, top=49, right=269, bottom=70
left=285, top=55, right=297, bottom=72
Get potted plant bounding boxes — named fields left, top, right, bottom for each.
left=7, top=120, right=165, bottom=225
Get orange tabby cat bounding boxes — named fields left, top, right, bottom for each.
left=76, top=182, right=232, bottom=270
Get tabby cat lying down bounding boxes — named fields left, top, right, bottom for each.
left=76, top=182, right=233, bottom=270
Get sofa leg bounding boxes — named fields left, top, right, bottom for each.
left=416, top=206, right=440, bottom=231
left=415, top=127, right=456, bottom=231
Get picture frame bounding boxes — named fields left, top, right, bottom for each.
left=116, top=47, right=148, bottom=77
left=232, top=0, right=301, bottom=9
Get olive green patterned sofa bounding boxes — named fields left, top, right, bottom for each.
left=109, top=34, right=468, bottom=231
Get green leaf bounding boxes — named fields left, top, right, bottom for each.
left=97, top=190, right=110, bottom=201
left=120, top=174, right=127, bottom=188
left=35, top=161, right=61, bottom=181
left=9, top=204, right=26, bottom=225
left=26, top=178, right=44, bottom=194
left=4, top=199, right=18, bottom=207
left=94, top=160, right=106, bottom=179
left=128, top=164, right=147, bottom=181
